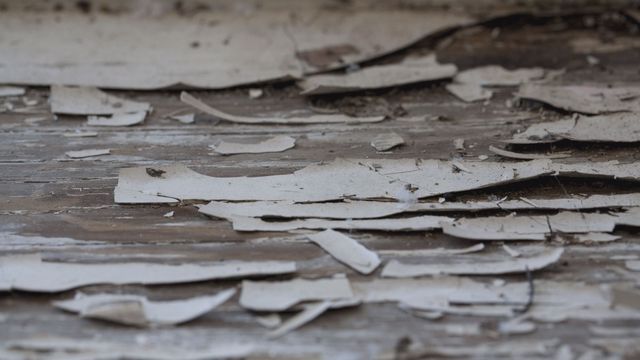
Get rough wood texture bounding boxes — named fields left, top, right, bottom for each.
left=1, top=8, right=640, bottom=360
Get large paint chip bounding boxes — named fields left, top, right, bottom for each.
left=0, top=254, right=295, bottom=292
left=115, top=158, right=640, bottom=203
left=54, top=289, right=236, bottom=327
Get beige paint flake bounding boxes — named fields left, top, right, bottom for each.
left=298, top=55, right=457, bottom=95
left=506, top=118, right=575, bottom=144
left=230, top=215, right=452, bottom=232
left=370, top=132, right=405, bottom=151
left=181, top=92, right=385, bottom=124
left=446, top=83, right=493, bottom=102
left=53, top=289, right=235, bottom=327
left=169, top=113, right=195, bottom=124
left=50, top=85, right=151, bottom=115
left=211, top=136, right=296, bottom=155
left=454, top=65, right=546, bottom=86
left=0, top=10, right=471, bottom=89
left=381, top=248, right=564, bottom=277
left=239, top=277, right=354, bottom=311
left=116, top=159, right=640, bottom=203
left=489, top=145, right=571, bottom=160
left=0, top=254, right=295, bottom=292
left=65, top=148, right=110, bottom=159
left=307, top=230, right=381, bottom=275
left=508, top=113, right=640, bottom=144
left=87, top=111, right=147, bottom=127
left=517, top=84, right=640, bottom=114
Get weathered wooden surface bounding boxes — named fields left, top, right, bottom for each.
left=1, top=8, right=640, bottom=360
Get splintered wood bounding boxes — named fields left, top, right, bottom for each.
left=3, top=4, right=640, bottom=359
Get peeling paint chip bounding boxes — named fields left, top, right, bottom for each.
left=508, top=113, right=640, bottom=144
left=0, top=86, right=26, bottom=97
left=517, top=84, right=640, bottom=114
left=65, top=149, right=110, bottom=159
left=115, top=159, right=640, bottom=204
left=50, top=85, right=151, bottom=115
left=489, top=145, right=571, bottom=160
left=298, top=55, right=457, bottom=95
left=0, top=254, right=296, bottom=292
left=371, top=132, right=405, bottom=151
left=307, top=229, right=381, bottom=274
left=381, top=248, right=564, bottom=277
left=442, top=211, right=629, bottom=241
left=239, top=277, right=354, bottom=311
left=181, top=91, right=385, bottom=124
left=211, top=136, right=296, bottom=155
left=454, top=65, right=546, bottom=86
left=446, top=83, right=493, bottom=102
left=4, top=337, right=252, bottom=360
left=87, top=111, right=147, bottom=127
left=231, top=215, right=452, bottom=232
left=54, top=289, right=235, bottom=327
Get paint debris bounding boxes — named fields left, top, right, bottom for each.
left=370, top=132, right=405, bottom=151
left=0, top=254, right=295, bottom=292
left=298, top=55, right=457, bottom=95
left=211, top=136, right=296, bottom=155
left=306, top=230, right=381, bottom=274
left=53, top=289, right=235, bottom=327
left=181, top=92, right=385, bottom=124
left=65, top=148, right=110, bottom=159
